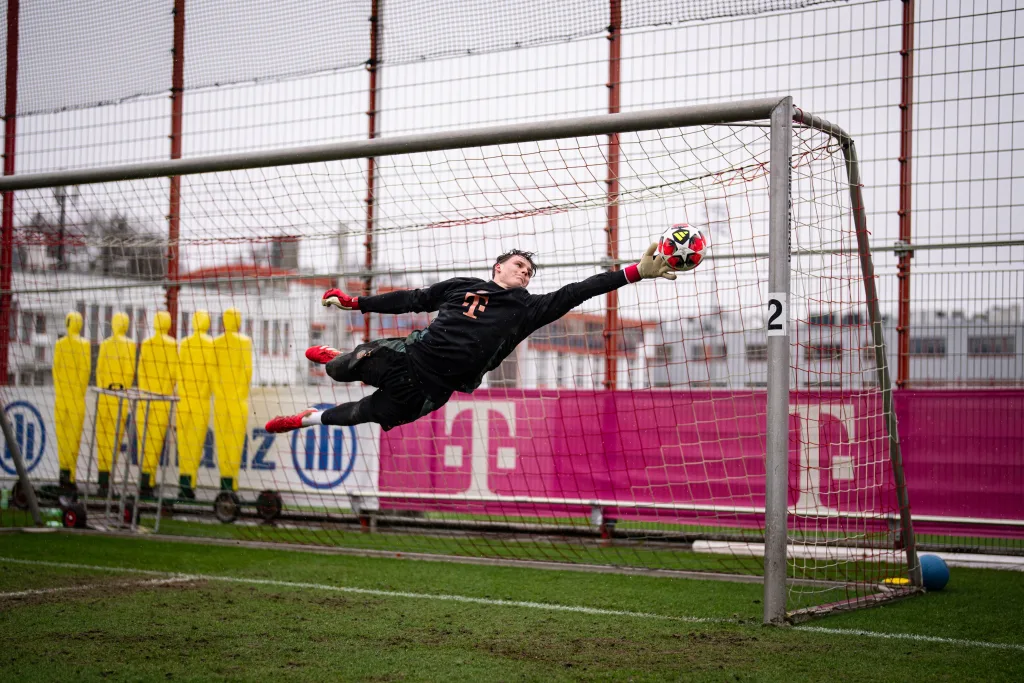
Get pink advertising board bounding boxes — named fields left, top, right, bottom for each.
left=378, top=389, right=1024, bottom=539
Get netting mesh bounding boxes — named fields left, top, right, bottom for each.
left=1, top=119, right=908, bottom=613
left=4, top=0, right=842, bottom=116
left=12, top=0, right=172, bottom=115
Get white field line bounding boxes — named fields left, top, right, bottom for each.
left=793, top=626, right=1024, bottom=652
left=2, top=556, right=1023, bottom=652
left=693, top=541, right=1024, bottom=571
left=0, top=576, right=194, bottom=599
left=0, top=556, right=721, bottom=624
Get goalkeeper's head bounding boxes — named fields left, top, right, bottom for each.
left=492, top=249, right=537, bottom=290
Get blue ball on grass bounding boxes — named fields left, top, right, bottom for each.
left=919, top=554, right=950, bottom=591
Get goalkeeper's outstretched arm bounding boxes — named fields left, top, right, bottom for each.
left=527, top=242, right=675, bottom=329
left=322, top=277, right=481, bottom=315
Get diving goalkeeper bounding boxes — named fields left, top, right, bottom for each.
left=265, top=244, right=676, bottom=434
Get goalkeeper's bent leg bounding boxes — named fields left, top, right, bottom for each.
left=325, top=342, right=379, bottom=383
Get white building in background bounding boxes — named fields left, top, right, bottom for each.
left=8, top=257, right=1022, bottom=391
left=644, top=306, right=1024, bottom=389
left=6, top=267, right=331, bottom=389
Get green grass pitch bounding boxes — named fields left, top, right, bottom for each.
left=1, top=531, right=1022, bottom=682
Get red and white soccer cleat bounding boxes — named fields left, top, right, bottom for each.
left=265, top=408, right=317, bottom=434
left=305, top=345, right=342, bottom=364
left=322, top=288, right=359, bottom=310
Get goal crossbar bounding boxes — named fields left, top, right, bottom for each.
left=0, top=98, right=793, bottom=193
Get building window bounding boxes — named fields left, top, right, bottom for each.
left=89, top=305, right=100, bottom=342
left=556, top=353, right=569, bottom=388
left=689, top=342, right=727, bottom=361
left=245, top=318, right=254, bottom=339
left=35, top=345, right=46, bottom=362
left=103, top=306, right=113, bottom=338
left=283, top=322, right=291, bottom=355
left=808, top=312, right=836, bottom=326
left=535, top=351, right=551, bottom=388
left=806, top=343, right=843, bottom=361
left=584, top=321, right=604, bottom=351
left=651, top=345, right=673, bottom=364
left=21, top=311, right=33, bottom=342
left=272, top=321, right=281, bottom=355
left=180, top=311, right=190, bottom=337
left=489, top=350, right=519, bottom=388
left=309, top=323, right=324, bottom=346
left=841, top=312, right=863, bottom=325
left=8, top=302, right=18, bottom=341
left=135, top=308, right=147, bottom=341
left=35, top=313, right=46, bottom=335
left=967, top=336, right=1015, bottom=356
left=745, top=343, right=768, bottom=362
left=261, top=320, right=270, bottom=355
left=910, top=337, right=946, bottom=356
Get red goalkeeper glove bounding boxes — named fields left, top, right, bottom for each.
left=322, top=289, right=360, bottom=311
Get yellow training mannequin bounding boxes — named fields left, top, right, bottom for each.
left=212, top=308, right=252, bottom=491
left=136, top=310, right=179, bottom=491
left=177, top=310, right=215, bottom=495
left=52, top=312, right=91, bottom=486
left=95, top=312, right=136, bottom=489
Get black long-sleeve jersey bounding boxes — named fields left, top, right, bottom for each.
left=357, top=270, right=633, bottom=400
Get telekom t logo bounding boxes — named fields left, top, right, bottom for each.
left=442, top=400, right=517, bottom=495
left=462, top=292, right=489, bottom=319
left=790, top=403, right=856, bottom=513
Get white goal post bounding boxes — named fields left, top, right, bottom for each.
left=0, top=97, right=920, bottom=623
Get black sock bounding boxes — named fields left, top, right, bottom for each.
left=321, top=401, right=368, bottom=426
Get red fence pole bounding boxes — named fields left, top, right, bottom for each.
left=896, top=0, right=915, bottom=388
left=363, top=0, right=381, bottom=343
left=166, top=0, right=186, bottom=337
left=603, top=0, right=622, bottom=390
left=0, top=0, right=20, bottom=385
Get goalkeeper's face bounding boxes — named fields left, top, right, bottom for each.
left=493, top=255, right=533, bottom=289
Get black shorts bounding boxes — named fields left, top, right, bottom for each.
left=325, top=336, right=450, bottom=431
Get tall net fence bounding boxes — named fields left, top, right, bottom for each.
left=1, top=1, right=1022, bottom=562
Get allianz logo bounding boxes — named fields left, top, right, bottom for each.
left=1, top=402, right=46, bottom=475
left=290, top=404, right=358, bottom=490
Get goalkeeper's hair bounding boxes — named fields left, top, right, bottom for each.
left=492, top=249, right=537, bottom=277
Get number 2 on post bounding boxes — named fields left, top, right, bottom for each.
left=766, top=293, right=787, bottom=337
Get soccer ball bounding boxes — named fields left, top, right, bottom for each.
left=658, top=224, right=708, bottom=272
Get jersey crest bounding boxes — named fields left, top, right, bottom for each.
left=462, top=292, right=489, bottom=319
